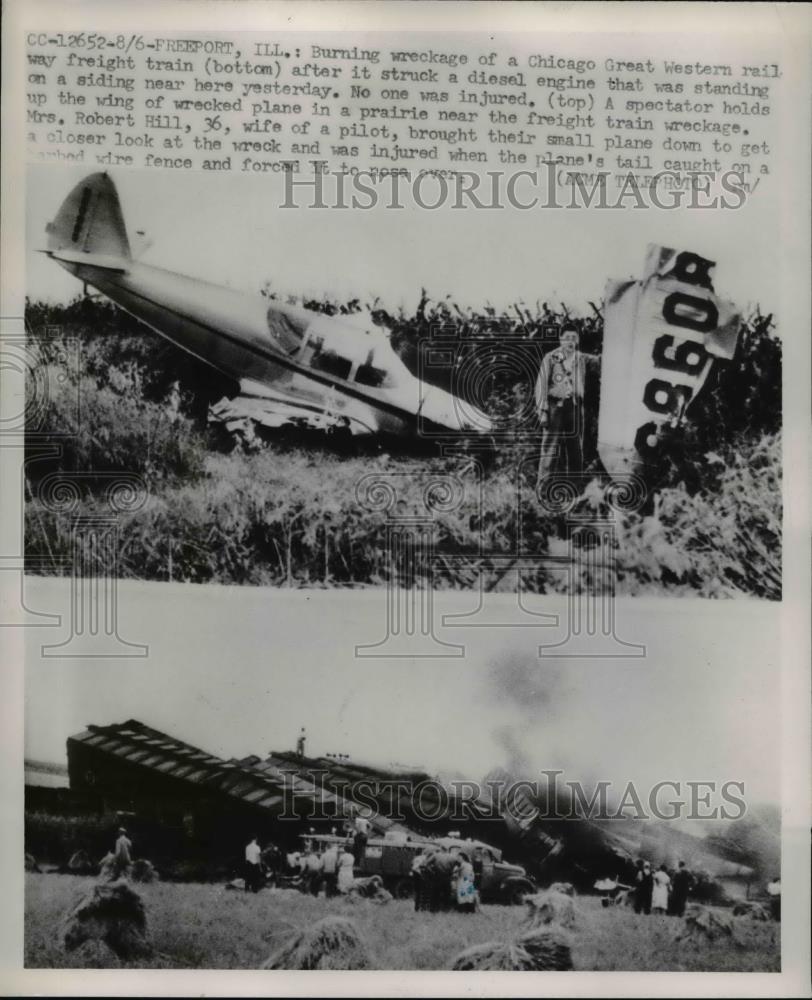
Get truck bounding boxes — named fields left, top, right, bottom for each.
left=298, top=831, right=536, bottom=905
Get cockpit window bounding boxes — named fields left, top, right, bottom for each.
left=299, top=315, right=406, bottom=389
left=311, top=347, right=352, bottom=381
left=266, top=307, right=306, bottom=355
left=355, top=363, right=389, bottom=388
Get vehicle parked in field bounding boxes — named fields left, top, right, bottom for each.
left=299, top=831, right=536, bottom=904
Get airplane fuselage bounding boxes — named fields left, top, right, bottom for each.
left=54, top=255, right=488, bottom=440
left=57, top=258, right=414, bottom=436
left=45, top=172, right=491, bottom=440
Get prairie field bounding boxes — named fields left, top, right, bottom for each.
left=25, top=873, right=779, bottom=972
left=24, top=296, right=782, bottom=598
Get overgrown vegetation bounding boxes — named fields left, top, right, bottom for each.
left=23, top=293, right=781, bottom=597
left=25, top=811, right=119, bottom=867
left=25, top=874, right=779, bottom=970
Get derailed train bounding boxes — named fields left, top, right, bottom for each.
left=63, top=720, right=636, bottom=891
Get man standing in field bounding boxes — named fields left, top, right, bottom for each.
left=302, top=845, right=323, bottom=895
left=766, top=875, right=781, bottom=921
left=634, top=859, right=653, bottom=915
left=410, top=848, right=431, bottom=912
left=423, top=846, right=459, bottom=913
left=353, top=813, right=371, bottom=865
left=535, top=325, right=599, bottom=482
left=112, top=827, right=132, bottom=880
left=670, top=861, right=693, bottom=917
left=261, top=843, right=282, bottom=887
left=321, top=841, right=339, bottom=897
left=244, top=835, right=262, bottom=893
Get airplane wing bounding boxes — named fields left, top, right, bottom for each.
left=209, top=386, right=347, bottom=437
left=598, top=244, right=740, bottom=475
left=208, top=378, right=375, bottom=440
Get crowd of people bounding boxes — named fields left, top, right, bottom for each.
left=242, top=826, right=480, bottom=913
left=112, top=826, right=779, bottom=926
left=278, top=840, right=358, bottom=897
left=410, top=845, right=479, bottom=914
left=632, top=860, right=694, bottom=917
left=243, top=815, right=377, bottom=898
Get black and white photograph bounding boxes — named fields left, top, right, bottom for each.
left=22, top=159, right=782, bottom=598
left=23, top=589, right=781, bottom=972
left=2, top=1, right=809, bottom=997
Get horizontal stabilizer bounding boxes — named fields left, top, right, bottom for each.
left=47, top=249, right=129, bottom=274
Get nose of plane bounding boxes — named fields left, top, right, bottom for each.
left=419, top=387, right=493, bottom=435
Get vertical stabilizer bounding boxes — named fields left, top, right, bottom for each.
left=46, top=172, right=131, bottom=260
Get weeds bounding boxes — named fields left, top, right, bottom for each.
left=25, top=874, right=779, bottom=970
left=24, top=295, right=781, bottom=597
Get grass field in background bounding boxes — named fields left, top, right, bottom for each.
left=25, top=873, right=780, bottom=971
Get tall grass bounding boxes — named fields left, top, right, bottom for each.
left=25, top=873, right=779, bottom=970
left=24, top=296, right=781, bottom=597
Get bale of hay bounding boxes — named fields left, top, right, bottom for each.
left=67, top=849, right=96, bottom=875
left=348, top=875, right=381, bottom=897
left=450, top=931, right=572, bottom=971
left=68, top=939, right=121, bottom=969
left=261, top=916, right=370, bottom=971
left=131, top=859, right=158, bottom=884
left=97, top=853, right=118, bottom=882
left=25, top=853, right=41, bottom=873
left=63, top=880, right=152, bottom=960
left=451, top=941, right=532, bottom=971
left=733, top=901, right=770, bottom=921
left=517, top=930, right=574, bottom=970
left=678, top=904, right=738, bottom=944
left=523, top=890, right=577, bottom=929
left=549, top=882, right=575, bottom=897
left=347, top=875, right=392, bottom=904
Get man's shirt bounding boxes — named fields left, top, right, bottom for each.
left=535, top=349, right=598, bottom=414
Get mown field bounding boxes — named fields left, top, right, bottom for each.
left=24, top=296, right=782, bottom=597
left=25, top=873, right=779, bottom=971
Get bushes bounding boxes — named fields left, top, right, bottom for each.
left=26, top=811, right=118, bottom=866
left=555, top=434, right=781, bottom=600
left=619, top=435, right=781, bottom=599
left=31, top=368, right=208, bottom=484
left=25, top=810, right=224, bottom=877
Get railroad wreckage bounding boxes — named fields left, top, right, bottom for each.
left=55, top=719, right=762, bottom=894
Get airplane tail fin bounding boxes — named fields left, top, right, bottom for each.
left=46, top=172, right=131, bottom=260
